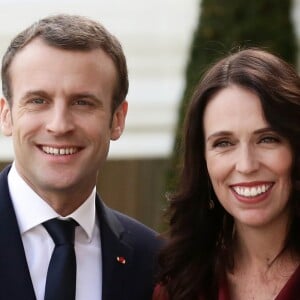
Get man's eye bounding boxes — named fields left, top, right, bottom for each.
left=74, top=99, right=91, bottom=105
left=31, top=98, right=45, bottom=104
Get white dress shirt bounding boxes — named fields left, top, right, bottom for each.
left=7, top=163, right=102, bottom=300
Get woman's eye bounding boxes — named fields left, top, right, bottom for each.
left=213, top=140, right=232, bottom=148
left=259, top=136, right=280, bottom=144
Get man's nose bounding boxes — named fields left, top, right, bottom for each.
left=45, top=104, right=75, bottom=135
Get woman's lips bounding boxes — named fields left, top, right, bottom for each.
left=230, top=182, right=274, bottom=203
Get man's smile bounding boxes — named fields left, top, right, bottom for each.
left=41, top=145, right=80, bottom=155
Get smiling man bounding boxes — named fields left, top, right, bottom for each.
left=0, top=14, right=162, bottom=300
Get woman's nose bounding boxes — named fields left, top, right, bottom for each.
left=235, top=146, right=259, bottom=174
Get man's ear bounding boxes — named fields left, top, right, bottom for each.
left=0, top=98, right=13, bottom=136
left=110, top=100, right=128, bottom=141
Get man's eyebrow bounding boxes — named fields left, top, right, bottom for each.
left=20, top=90, right=50, bottom=100
left=69, top=92, right=102, bottom=103
left=20, top=90, right=104, bottom=105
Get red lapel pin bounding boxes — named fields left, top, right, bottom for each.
left=116, top=256, right=126, bottom=264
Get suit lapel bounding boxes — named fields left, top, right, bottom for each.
left=96, top=197, right=134, bottom=300
left=0, top=166, right=36, bottom=299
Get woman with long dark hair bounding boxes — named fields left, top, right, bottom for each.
left=153, top=48, right=300, bottom=300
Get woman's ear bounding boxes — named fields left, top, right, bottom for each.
left=0, top=98, right=13, bottom=136
left=110, top=100, right=128, bottom=141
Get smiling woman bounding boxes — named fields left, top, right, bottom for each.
left=204, top=85, right=293, bottom=229
left=153, top=48, right=300, bottom=300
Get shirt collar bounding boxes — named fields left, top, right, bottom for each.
left=8, top=162, right=96, bottom=241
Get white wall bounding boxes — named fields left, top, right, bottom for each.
left=0, top=0, right=199, bottom=160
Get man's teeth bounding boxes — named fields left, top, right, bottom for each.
left=233, top=184, right=272, bottom=197
left=42, top=146, right=78, bottom=155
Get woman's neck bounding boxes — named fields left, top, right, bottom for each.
left=233, top=213, right=291, bottom=273
left=226, top=215, right=300, bottom=300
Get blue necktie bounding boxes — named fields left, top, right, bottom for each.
left=43, top=218, right=77, bottom=300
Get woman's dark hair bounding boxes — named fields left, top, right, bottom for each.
left=157, top=48, right=300, bottom=300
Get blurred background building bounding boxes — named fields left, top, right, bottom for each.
left=0, top=0, right=300, bottom=231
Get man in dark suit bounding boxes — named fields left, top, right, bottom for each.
left=0, top=14, right=162, bottom=300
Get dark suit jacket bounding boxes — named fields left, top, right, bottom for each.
left=0, top=165, right=163, bottom=300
